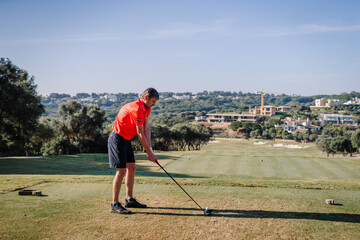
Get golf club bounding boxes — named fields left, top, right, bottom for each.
left=155, top=160, right=213, bottom=216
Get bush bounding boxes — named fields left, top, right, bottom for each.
left=316, top=136, right=334, bottom=157
left=41, top=137, right=79, bottom=155
left=230, top=121, right=242, bottom=131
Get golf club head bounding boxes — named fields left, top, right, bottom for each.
left=204, top=207, right=213, bottom=216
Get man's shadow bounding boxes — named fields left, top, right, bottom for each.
left=140, top=207, right=360, bottom=223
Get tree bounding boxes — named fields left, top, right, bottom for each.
left=351, top=129, right=360, bottom=150
left=345, top=138, right=357, bottom=157
left=316, top=136, right=334, bottom=157
left=49, top=93, right=71, bottom=99
left=330, top=136, right=347, bottom=156
left=168, top=123, right=212, bottom=151
left=293, top=132, right=303, bottom=142
left=58, top=101, right=107, bottom=153
left=190, top=124, right=212, bottom=150
left=0, top=58, right=44, bottom=156
left=151, top=124, right=172, bottom=151
left=309, top=134, right=318, bottom=142
left=27, top=117, right=59, bottom=155
left=250, top=129, right=261, bottom=138
left=321, top=126, right=339, bottom=138
left=268, top=127, right=277, bottom=139
left=229, top=121, right=242, bottom=131
left=282, top=130, right=293, bottom=140
left=302, top=132, right=310, bottom=143
left=261, top=130, right=271, bottom=139
left=76, top=93, right=90, bottom=99
left=41, top=136, right=79, bottom=155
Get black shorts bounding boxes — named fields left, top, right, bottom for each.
left=108, top=131, right=135, bottom=169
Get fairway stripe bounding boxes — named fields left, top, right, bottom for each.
left=310, top=158, right=346, bottom=178
left=293, top=157, right=318, bottom=178
left=285, top=157, right=309, bottom=178
left=314, top=158, right=360, bottom=179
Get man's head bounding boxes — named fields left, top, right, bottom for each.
left=141, top=88, right=159, bottom=109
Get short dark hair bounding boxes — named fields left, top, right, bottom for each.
left=141, top=88, right=159, bottom=100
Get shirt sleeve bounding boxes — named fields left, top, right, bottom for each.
left=132, top=108, right=146, bottom=125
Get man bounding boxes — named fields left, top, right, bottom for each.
left=108, top=88, right=159, bottom=214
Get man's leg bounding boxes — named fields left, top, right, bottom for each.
left=125, top=163, right=136, bottom=199
left=113, top=168, right=126, bottom=203
left=124, top=162, right=147, bottom=208
left=110, top=167, right=132, bottom=214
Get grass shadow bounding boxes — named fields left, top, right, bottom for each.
left=0, top=153, right=202, bottom=179
left=142, top=207, right=360, bottom=223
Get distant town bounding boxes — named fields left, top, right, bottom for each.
left=41, top=91, right=360, bottom=137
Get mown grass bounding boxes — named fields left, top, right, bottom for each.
left=1, top=182, right=359, bottom=240
left=1, top=139, right=360, bottom=239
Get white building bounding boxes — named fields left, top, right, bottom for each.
left=174, top=95, right=191, bottom=100
left=319, top=114, right=356, bottom=126
left=207, top=113, right=259, bottom=123
left=312, top=98, right=343, bottom=108
left=105, top=95, right=118, bottom=102
left=344, top=98, right=360, bottom=105
left=276, top=117, right=321, bottom=133
left=79, top=97, right=95, bottom=103
left=195, top=116, right=208, bottom=121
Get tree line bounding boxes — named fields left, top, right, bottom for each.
left=131, top=123, right=212, bottom=152
left=316, top=126, right=360, bottom=157
left=1, top=58, right=213, bottom=156
left=2, top=58, right=360, bottom=157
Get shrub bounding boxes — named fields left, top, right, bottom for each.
left=41, top=137, right=79, bottom=155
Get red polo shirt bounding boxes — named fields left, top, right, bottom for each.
left=112, top=99, right=151, bottom=140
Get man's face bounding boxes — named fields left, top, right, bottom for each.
left=144, top=96, right=158, bottom=109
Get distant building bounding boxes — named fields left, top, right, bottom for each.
left=344, top=98, right=360, bottom=105
left=195, top=116, right=208, bottom=121
left=276, top=117, right=321, bottom=133
left=207, top=113, right=259, bottom=123
left=311, top=98, right=343, bottom=108
left=79, top=97, right=95, bottom=103
left=319, top=114, right=356, bottom=126
left=249, top=105, right=292, bottom=116
left=174, top=95, right=191, bottom=100
left=276, top=106, right=292, bottom=112
left=249, top=106, right=277, bottom=116
left=105, top=95, right=118, bottom=102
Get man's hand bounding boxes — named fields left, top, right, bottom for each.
left=147, top=150, right=157, bottom=163
left=136, top=124, right=157, bottom=163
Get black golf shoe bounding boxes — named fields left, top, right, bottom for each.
left=110, top=202, right=132, bottom=214
left=125, top=198, right=147, bottom=208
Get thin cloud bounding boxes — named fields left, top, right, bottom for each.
left=245, top=24, right=360, bottom=39
left=0, top=19, right=232, bottom=46
left=145, top=19, right=232, bottom=39
left=2, top=22, right=359, bottom=46
left=0, top=34, right=130, bottom=46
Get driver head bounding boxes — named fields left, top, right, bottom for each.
left=204, top=207, right=213, bottom=216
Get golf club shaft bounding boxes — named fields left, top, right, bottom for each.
left=155, top=161, right=203, bottom=210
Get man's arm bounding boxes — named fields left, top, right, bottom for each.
left=143, top=118, right=152, bottom=150
left=136, top=123, right=157, bottom=163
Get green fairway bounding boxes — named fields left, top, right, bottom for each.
left=1, top=140, right=359, bottom=179
left=165, top=140, right=360, bottom=179
left=1, top=139, right=360, bottom=239
left=1, top=182, right=359, bottom=240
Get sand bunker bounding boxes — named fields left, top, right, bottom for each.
left=253, top=141, right=266, bottom=145
left=271, top=143, right=306, bottom=149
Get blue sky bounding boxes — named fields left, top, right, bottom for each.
left=1, top=0, right=360, bottom=96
